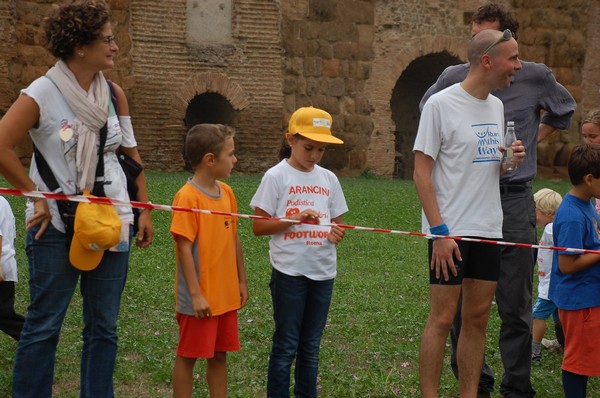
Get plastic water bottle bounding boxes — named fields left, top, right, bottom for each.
left=503, top=120, right=516, bottom=171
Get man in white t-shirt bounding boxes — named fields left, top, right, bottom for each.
left=413, top=29, right=525, bottom=397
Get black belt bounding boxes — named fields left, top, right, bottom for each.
left=499, top=182, right=531, bottom=193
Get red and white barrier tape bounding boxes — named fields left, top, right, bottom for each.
left=2, top=187, right=598, bottom=255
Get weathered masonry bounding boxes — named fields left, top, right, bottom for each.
left=1, top=0, right=598, bottom=178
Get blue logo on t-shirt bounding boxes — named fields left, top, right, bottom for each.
left=472, top=123, right=501, bottom=163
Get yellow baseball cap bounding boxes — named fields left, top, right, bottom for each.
left=69, top=197, right=122, bottom=271
left=288, top=106, right=344, bottom=144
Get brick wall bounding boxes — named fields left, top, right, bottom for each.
left=128, top=0, right=282, bottom=172
left=0, top=0, right=596, bottom=177
left=0, top=1, right=17, bottom=115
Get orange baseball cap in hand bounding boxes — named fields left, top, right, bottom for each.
left=69, top=194, right=122, bottom=271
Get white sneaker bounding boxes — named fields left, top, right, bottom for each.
left=541, top=338, right=563, bottom=353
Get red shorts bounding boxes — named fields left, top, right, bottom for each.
left=176, top=310, right=240, bottom=358
left=560, top=307, right=600, bottom=376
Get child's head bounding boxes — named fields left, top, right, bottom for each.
left=278, top=107, right=343, bottom=171
left=287, top=107, right=343, bottom=145
left=581, top=109, right=600, bottom=144
left=184, top=124, right=236, bottom=175
left=568, top=143, right=600, bottom=187
left=533, top=188, right=562, bottom=227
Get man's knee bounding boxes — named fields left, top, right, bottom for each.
left=427, top=308, right=458, bottom=332
left=461, top=311, right=490, bottom=332
left=462, top=303, right=493, bottom=330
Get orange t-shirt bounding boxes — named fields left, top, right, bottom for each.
left=170, top=180, right=240, bottom=316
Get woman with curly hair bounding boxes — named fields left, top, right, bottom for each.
left=0, top=1, right=153, bottom=396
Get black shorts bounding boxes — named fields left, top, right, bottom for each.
left=428, top=238, right=501, bottom=285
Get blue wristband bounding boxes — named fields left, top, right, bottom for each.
left=430, top=223, right=449, bottom=239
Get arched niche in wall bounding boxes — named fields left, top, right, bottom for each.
left=173, top=72, right=250, bottom=170
left=184, top=92, right=237, bottom=129
left=391, top=51, right=461, bottom=179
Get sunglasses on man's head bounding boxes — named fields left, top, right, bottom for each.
left=481, top=29, right=513, bottom=55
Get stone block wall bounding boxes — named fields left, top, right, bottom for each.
left=0, top=0, right=597, bottom=177
left=512, top=0, right=593, bottom=169
left=281, top=0, right=376, bottom=174
left=0, top=1, right=17, bottom=115
left=367, top=0, right=595, bottom=176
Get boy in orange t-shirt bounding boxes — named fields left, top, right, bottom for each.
left=170, top=124, right=249, bottom=398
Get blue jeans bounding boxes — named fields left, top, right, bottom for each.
left=12, top=224, right=130, bottom=398
left=267, top=269, right=334, bottom=398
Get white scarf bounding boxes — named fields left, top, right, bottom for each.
left=46, top=60, right=109, bottom=191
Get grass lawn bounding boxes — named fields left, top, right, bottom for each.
left=0, top=171, right=595, bottom=397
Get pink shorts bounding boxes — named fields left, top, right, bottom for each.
left=176, top=310, right=240, bottom=358
left=560, top=307, right=600, bottom=376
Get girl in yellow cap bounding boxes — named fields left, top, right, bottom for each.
left=251, top=106, right=348, bottom=397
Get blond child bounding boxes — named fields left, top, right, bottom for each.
left=531, top=188, right=563, bottom=363
left=170, top=124, right=249, bottom=398
left=581, top=109, right=600, bottom=144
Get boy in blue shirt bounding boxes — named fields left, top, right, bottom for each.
left=549, top=143, right=600, bottom=398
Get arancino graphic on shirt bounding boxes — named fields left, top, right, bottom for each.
left=288, top=185, right=330, bottom=196
left=284, top=184, right=330, bottom=246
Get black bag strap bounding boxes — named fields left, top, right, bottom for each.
left=34, top=123, right=107, bottom=197
left=92, top=123, right=108, bottom=197
left=34, top=78, right=110, bottom=197
left=33, top=146, right=60, bottom=192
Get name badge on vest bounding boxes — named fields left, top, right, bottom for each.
left=59, top=127, right=74, bottom=142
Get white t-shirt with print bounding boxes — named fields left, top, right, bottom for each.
left=22, top=76, right=135, bottom=232
left=0, top=197, right=17, bottom=282
left=536, top=223, right=554, bottom=300
left=414, top=83, right=504, bottom=239
left=250, top=160, right=348, bottom=280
